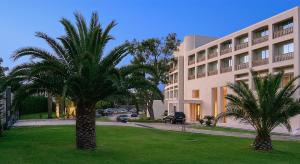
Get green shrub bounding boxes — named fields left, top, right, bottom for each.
left=203, top=116, right=215, bottom=127
left=19, top=96, right=50, bottom=115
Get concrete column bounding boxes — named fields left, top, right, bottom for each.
left=268, top=24, right=274, bottom=73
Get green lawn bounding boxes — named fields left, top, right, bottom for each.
left=0, top=126, right=299, bottom=164
left=96, top=116, right=112, bottom=122
left=19, top=112, right=54, bottom=120
left=189, top=125, right=256, bottom=134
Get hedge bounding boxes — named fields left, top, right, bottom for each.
left=19, top=96, right=51, bottom=115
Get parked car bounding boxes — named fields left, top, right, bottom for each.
left=116, top=115, right=129, bottom=123
left=163, top=112, right=186, bottom=124
left=131, top=113, right=138, bottom=117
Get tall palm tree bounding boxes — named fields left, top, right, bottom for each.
left=10, top=12, right=157, bottom=150
left=216, top=71, right=300, bottom=151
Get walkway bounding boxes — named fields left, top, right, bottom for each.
left=14, top=119, right=300, bottom=141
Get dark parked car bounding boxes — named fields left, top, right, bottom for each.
left=116, top=115, right=129, bottom=123
left=163, top=112, right=186, bottom=124
left=131, top=113, right=138, bottom=117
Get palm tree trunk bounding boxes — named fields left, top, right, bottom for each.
left=59, top=97, right=65, bottom=118
left=76, top=102, right=96, bottom=150
left=47, top=92, right=52, bottom=119
left=253, top=134, right=272, bottom=151
left=147, top=100, right=155, bottom=120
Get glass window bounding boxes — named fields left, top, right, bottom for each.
left=259, top=30, right=269, bottom=37
left=261, top=49, right=269, bottom=59
left=283, top=43, right=294, bottom=54
left=282, top=21, right=293, bottom=30
left=192, top=90, right=200, bottom=98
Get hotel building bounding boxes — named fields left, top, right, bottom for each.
left=164, top=7, right=300, bottom=135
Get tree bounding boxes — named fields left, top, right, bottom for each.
left=0, top=57, right=8, bottom=136
left=10, top=12, right=154, bottom=150
left=216, top=71, right=300, bottom=151
left=127, top=34, right=180, bottom=119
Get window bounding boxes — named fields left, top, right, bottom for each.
left=188, top=67, right=195, bottom=79
left=238, top=54, right=249, bottom=63
left=261, top=49, right=269, bottom=59
left=282, top=21, right=293, bottom=30
left=170, top=90, right=173, bottom=98
left=259, top=29, right=269, bottom=37
left=222, top=58, right=232, bottom=67
left=242, top=37, right=249, bottom=43
left=281, top=74, right=293, bottom=87
left=174, top=90, right=178, bottom=98
left=197, top=65, right=205, bottom=73
left=192, top=90, right=200, bottom=98
left=283, top=42, right=294, bottom=54
left=228, top=58, right=233, bottom=67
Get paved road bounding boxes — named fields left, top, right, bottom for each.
left=14, top=119, right=300, bottom=141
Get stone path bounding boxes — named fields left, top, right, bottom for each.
left=14, top=119, right=300, bottom=141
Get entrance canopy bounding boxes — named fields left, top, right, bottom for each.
left=183, top=100, right=202, bottom=104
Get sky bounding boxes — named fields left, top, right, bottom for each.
left=1, top=0, right=300, bottom=70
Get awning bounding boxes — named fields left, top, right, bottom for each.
left=183, top=100, right=202, bottom=104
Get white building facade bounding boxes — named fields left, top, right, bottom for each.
left=165, top=7, right=300, bottom=135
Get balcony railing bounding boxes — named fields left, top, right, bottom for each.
left=273, top=52, right=294, bottom=62
left=197, top=56, right=205, bottom=63
left=220, top=66, right=232, bottom=73
left=188, top=74, right=195, bottom=80
left=252, top=36, right=268, bottom=45
left=208, top=70, right=218, bottom=76
left=197, top=72, right=206, bottom=78
left=235, top=62, right=249, bottom=70
left=235, top=42, right=248, bottom=50
left=273, top=27, right=293, bottom=38
left=188, top=59, right=195, bottom=65
left=208, top=52, right=218, bottom=59
left=220, top=48, right=232, bottom=55
left=169, top=67, right=176, bottom=72
left=252, top=58, right=269, bottom=67
left=174, top=79, right=178, bottom=83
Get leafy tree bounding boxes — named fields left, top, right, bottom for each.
left=127, top=34, right=180, bottom=119
left=0, top=57, right=8, bottom=136
left=216, top=71, right=300, bottom=151
left=9, top=12, right=156, bottom=150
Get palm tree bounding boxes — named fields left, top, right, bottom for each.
left=216, top=71, right=300, bottom=151
left=10, top=12, right=157, bottom=150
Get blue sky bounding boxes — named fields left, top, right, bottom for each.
left=0, top=0, right=300, bottom=69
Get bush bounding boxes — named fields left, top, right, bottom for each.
left=19, top=96, right=52, bottom=115
left=203, top=116, right=215, bottom=127
left=199, top=119, right=204, bottom=125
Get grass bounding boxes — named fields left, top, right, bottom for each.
left=189, top=125, right=256, bottom=134
left=96, top=116, right=112, bottom=122
left=0, top=126, right=299, bottom=164
left=19, top=112, right=54, bottom=120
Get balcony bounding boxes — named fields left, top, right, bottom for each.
left=197, top=56, right=205, bottom=63
left=252, top=36, right=268, bottom=45
left=235, top=63, right=249, bottom=70
left=220, top=48, right=232, bottom=55
left=169, top=66, right=177, bottom=72
left=220, top=66, right=232, bottom=73
left=197, top=72, right=206, bottom=78
left=188, top=59, right=195, bottom=65
left=208, top=70, right=218, bottom=76
left=235, top=42, right=248, bottom=50
left=273, top=52, right=294, bottom=62
left=273, top=27, right=293, bottom=38
left=174, top=78, right=178, bottom=83
left=252, top=58, right=269, bottom=67
left=188, top=74, right=195, bottom=80
left=208, top=52, right=218, bottom=59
